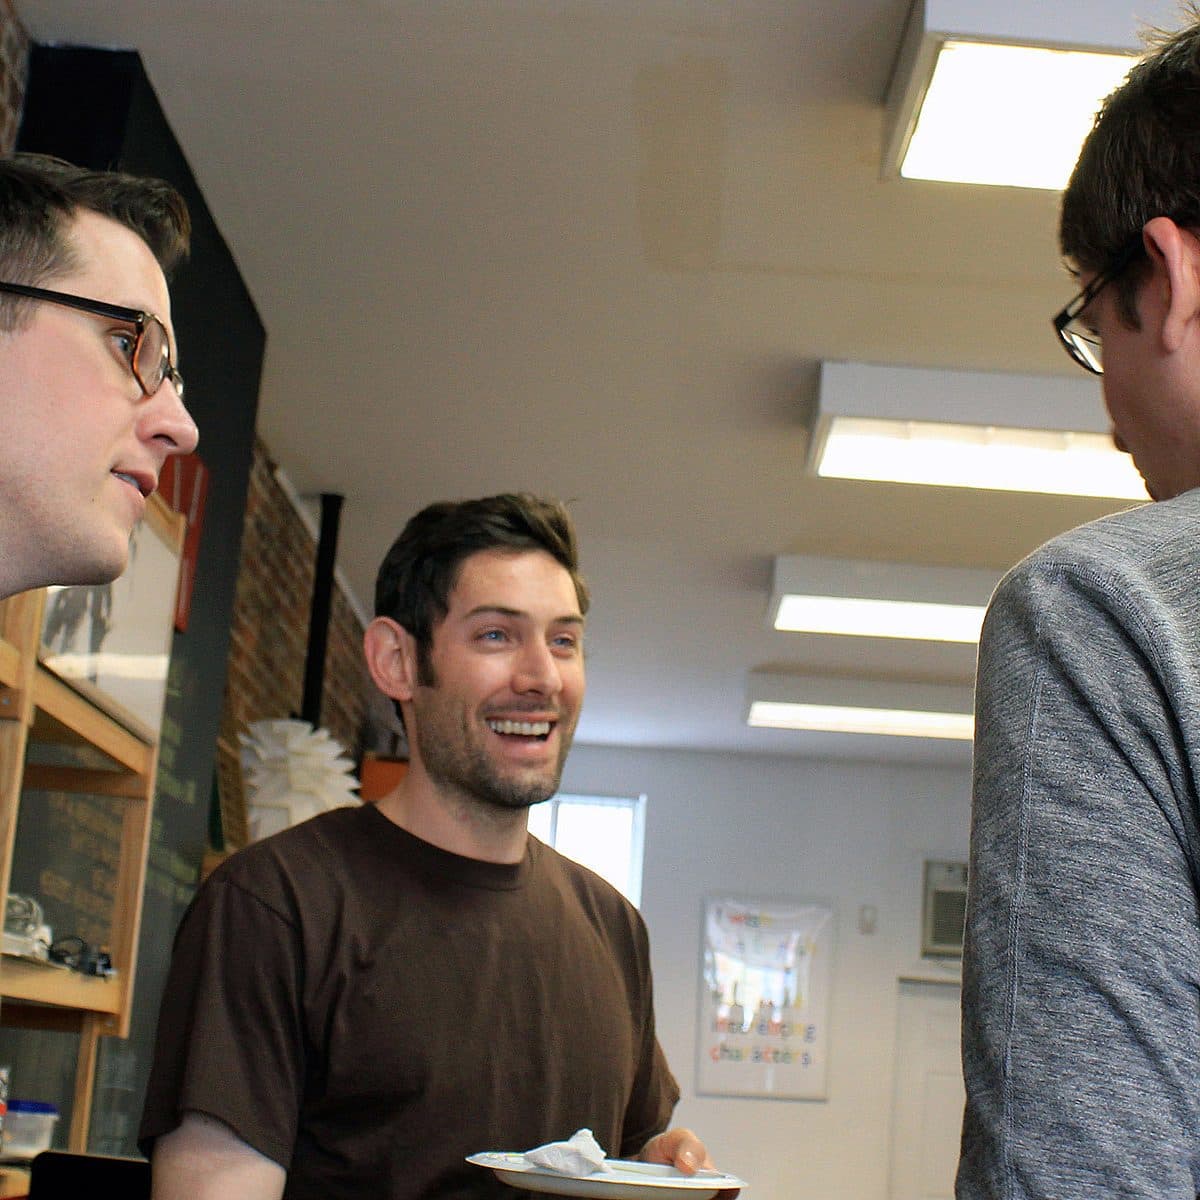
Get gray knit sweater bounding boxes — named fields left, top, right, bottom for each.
left=958, top=488, right=1200, bottom=1199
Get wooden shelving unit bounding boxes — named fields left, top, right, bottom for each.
left=0, top=499, right=182, bottom=1152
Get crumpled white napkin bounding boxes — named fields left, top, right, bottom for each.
left=525, top=1128, right=612, bottom=1176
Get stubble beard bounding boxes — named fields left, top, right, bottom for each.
left=414, top=693, right=577, bottom=815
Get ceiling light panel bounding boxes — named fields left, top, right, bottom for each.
left=811, top=361, right=1148, bottom=500
left=747, top=672, right=975, bottom=740
left=881, top=0, right=1177, bottom=189
left=901, top=42, right=1133, bottom=190
left=771, top=555, right=998, bottom=643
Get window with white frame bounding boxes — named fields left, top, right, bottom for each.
left=527, top=792, right=646, bottom=907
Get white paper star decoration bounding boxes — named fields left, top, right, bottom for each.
left=239, top=718, right=360, bottom=842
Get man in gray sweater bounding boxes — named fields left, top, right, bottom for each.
left=957, top=13, right=1200, bottom=1200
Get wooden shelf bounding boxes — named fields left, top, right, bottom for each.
left=0, top=639, right=19, bottom=692
left=0, top=959, right=121, bottom=1019
left=0, top=570, right=174, bottom=1152
left=29, top=670, right=151, bottom=777
left=0, top=1165, right=30, bottom=1198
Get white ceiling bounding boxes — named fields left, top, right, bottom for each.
left=18, top=1, right=1145, bottom=764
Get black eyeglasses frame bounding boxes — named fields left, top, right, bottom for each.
left=0, top=279, right=183, bottom=399
left=1052, top=236, right=1146, bottom=376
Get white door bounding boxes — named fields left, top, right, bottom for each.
left=888, top=978, right=965, bottom=1200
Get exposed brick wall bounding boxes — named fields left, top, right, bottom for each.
left=218, top=438, right=368, bottom=848
left=0, top=2, right=28, bottom=153
left=322, top=585, right=368, bottom=757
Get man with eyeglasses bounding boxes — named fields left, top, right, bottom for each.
left=0, top=153, right=198, bottom=601
left=957, top=16, right=1200, bottom=1200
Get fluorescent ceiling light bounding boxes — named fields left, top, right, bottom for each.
left=901, top=42, right=1133, bottom=189
left=775, top=595, right=984, bottom=642
left=817, top=417, right=1146, bottom=499
left=882, top=0, right=1157, bottom=189
left=748, top=701, right=973, bottom=740
left=812, top=361, right=1148, bottom=500
left=747, top=672, right=975, bottom=740
left=771, top=556, right=997, bottom=643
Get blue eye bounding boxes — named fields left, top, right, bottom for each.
left=111, top=329, right=137, bottom=363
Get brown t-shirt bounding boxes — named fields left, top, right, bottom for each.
left=139, top=803, right=679, bottom=1199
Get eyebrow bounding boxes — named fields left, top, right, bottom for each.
left=464, top=605, right=585, bottom=626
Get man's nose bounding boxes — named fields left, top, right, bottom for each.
left=139, top=380, right=200, bottom=458
left=512, top=639, right=562, bottom=696
left=1112, top=428, right=1130, bottom=454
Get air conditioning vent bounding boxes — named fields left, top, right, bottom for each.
left=922, top=860, right=967, bottom=958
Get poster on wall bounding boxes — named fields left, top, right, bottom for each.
left=697, top=896, right=835, bottom=1100
left=39, top=495, right=184, bottom=741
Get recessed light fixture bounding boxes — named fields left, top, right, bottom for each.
left=882, top=1, right=1154, bottom=189
left=894, top=42, right=1134, bottom=190
left=811, top=361, right=1147, bottom=500
left=747, top=672, right=975, bottom=740
left=771, top=556, right=996, bottom=643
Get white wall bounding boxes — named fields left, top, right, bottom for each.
left=561, top=744, right=971, bottom=1200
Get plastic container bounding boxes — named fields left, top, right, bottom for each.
left=1, top=1100, right=58, bottom=1158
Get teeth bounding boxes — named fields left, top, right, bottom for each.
left=488, top=719, right=551, bottom=737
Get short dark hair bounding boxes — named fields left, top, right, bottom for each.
left=0, top=152, right=191, bottom=330
left=375, top=492, right=590, bottom=682
left=1060, top=6, right=1200, bottom=324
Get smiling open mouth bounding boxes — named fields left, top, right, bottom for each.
left=487, top=719, right=552, bottom=741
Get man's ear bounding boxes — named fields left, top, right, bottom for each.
left=1143, top=216, right=1200, bottom=353
left=363, top=616, right=420, bottom=703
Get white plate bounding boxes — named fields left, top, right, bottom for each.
left=466, top=1152, right=743, bottom=1199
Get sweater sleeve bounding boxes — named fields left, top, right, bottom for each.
left=957, top=553, right=1200, bottom=1200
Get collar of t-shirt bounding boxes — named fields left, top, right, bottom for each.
left=359, top=800, right=536, bottom=891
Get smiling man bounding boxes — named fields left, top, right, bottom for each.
left=142, top=493, right=723, bottom=1200
left=0, top=153, right=198, bottom=600
left=958, top=14, right=1200, bottom=1200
